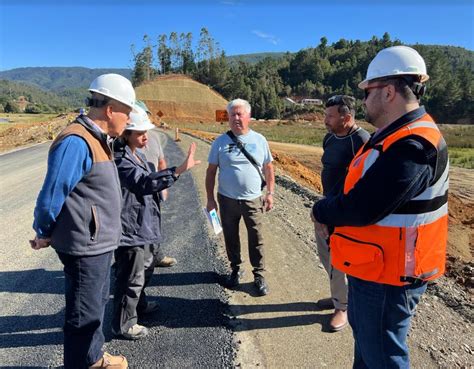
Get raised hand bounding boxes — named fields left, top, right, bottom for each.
left=176, top=142, right=202, bottom=176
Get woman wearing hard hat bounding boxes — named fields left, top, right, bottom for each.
left=111, top=105, right=200, bottom=340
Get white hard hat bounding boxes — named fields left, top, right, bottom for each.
left=88, top=73, right=136, bottom=109
left=359, top=46, right=429, bottom=89
left=126, top=105, right=155, bottom=131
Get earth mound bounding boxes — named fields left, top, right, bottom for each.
left=135, top=75, right=228, bottom=123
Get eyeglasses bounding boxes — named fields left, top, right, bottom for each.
left=364, top=84, right=388, bottom=99
left=325, top=95, right=355, bottom=109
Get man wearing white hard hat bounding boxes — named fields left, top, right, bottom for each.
left=112, top=105, right=200, bottom=340
left=311, top=46, right=448, bottom=368
left=31, top=74, right=135, bottom=368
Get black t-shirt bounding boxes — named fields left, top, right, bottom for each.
left=321, top=127, right=370, bottom=196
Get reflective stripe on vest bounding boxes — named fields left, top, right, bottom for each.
left=331, top=115, right=448, bottom=286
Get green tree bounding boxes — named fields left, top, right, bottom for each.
left=181, top=32, right=195, bottom=74
left=157, top=34, right=171, bottom=74
left=169, top=32, right=181, bottom=70
left=4, top=101, right=20, bottom=113
left=131, top=35, right=155, bottom=86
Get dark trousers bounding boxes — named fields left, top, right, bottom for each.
left=139, top=243, right=163, bottom=310
left=218, top=193, right=265, bottom=277
left=113, top=244, right=160, bottom=333
left=57, top=250, right=112, bottom=369
left=348, top=276, right=427, bottom=369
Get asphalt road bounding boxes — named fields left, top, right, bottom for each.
left=0, top=132, right=234, bottom=368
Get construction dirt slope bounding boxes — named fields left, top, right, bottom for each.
left=135, top=74, right=228, bottom=123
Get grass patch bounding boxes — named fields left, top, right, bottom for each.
left=0, top=113, right=58, bottom=126
left=448, top=148, right=474, bottom=169
left=439, top=125, right=474, bottom=149
left=177, top=120, right=333, bottom=146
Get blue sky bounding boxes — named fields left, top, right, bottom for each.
left=0, top=0, right=472, bottom=71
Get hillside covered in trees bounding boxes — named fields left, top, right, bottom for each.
left=0, top=31, right=472, bottom=122
left=131, top=30, right=474, bottom=123
left=0, top=67, right=131, bottom=113
left=0, top=79, right=72, bottom=113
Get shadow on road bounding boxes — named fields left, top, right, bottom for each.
left=231, top=313, right=331, bottom=331
left=147, top=271, right=218, bottom=286
left=0, top=269, right=64, bottom=294
left=0, top=310, right=64, bottom=336
left=228, top=299, right=332, bottom=332
left=0, top=326, right=63, bottom=349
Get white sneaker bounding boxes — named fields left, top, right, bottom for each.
left=113, top=324, right=148, bottom=340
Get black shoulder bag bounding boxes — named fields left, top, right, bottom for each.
left=226, top=130, right=267, bottom=190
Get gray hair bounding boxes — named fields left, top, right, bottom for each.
left=227, top=98, right=251, bottom=115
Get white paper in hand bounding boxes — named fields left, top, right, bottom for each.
left=203, top=207, right=223, bottom=235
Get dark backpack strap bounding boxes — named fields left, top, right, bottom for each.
left=226, top=130, right=267, bottom=190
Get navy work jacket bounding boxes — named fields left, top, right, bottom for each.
left=113, top=140, right=177, bottom=247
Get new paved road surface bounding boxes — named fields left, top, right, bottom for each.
left=0, top=134, right=234, bottom=368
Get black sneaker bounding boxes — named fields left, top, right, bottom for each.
left=254, top=277, right=268, bottom=296
left=222, top=270, right=243, bottom=288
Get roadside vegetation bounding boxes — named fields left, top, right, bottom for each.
left=176, top=119, right=474, bottom=169
left=0, top=113, right=57, bottom=132
left=131, top=30, right=474, bottom=124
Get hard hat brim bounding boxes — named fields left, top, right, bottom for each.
left=358, top=73, right=429, bottom=90
left=88, top=89, right=136, bottom=110
left=125, top=121, right=156, bottom=131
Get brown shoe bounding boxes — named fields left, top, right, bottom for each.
left=329, top=309, right=348, bottom=332
left=89, top=352, right=128, bottom=368
left=155, top=256, right=177, bottom=268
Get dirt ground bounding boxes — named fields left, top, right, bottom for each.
left=0, top=113, right=74, bottom=152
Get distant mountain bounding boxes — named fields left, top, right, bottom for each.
left=0, top=67, right=132, bottom=92
left=0, top=79, right=70, bottom=110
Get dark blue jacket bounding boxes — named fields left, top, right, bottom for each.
left=113, top=140, right=178, bottom=247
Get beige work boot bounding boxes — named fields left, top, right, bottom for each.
left=329, top=309, right=348, bottom=332
left=89, top=352, right=128, bottom=368
left=156, top=256, right=177, bottom=267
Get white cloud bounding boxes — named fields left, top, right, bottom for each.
left=252, top=30, right=279, bottom=45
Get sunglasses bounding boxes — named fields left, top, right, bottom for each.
left=325, top=95, right=355, bottom=109
left=364, top=84, right=388, bottom=99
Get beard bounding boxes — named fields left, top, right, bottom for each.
left=364, top=110, right=374, bottom=124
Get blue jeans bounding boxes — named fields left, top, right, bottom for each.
left=348, top=276, right=427, bottom=369
left=57, top=251, right=112, bottom=369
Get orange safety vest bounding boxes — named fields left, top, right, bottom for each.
left=330, top=114, right=448, bottom=286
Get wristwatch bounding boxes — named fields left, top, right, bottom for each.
left=267, top=191, right=274, bottom=195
